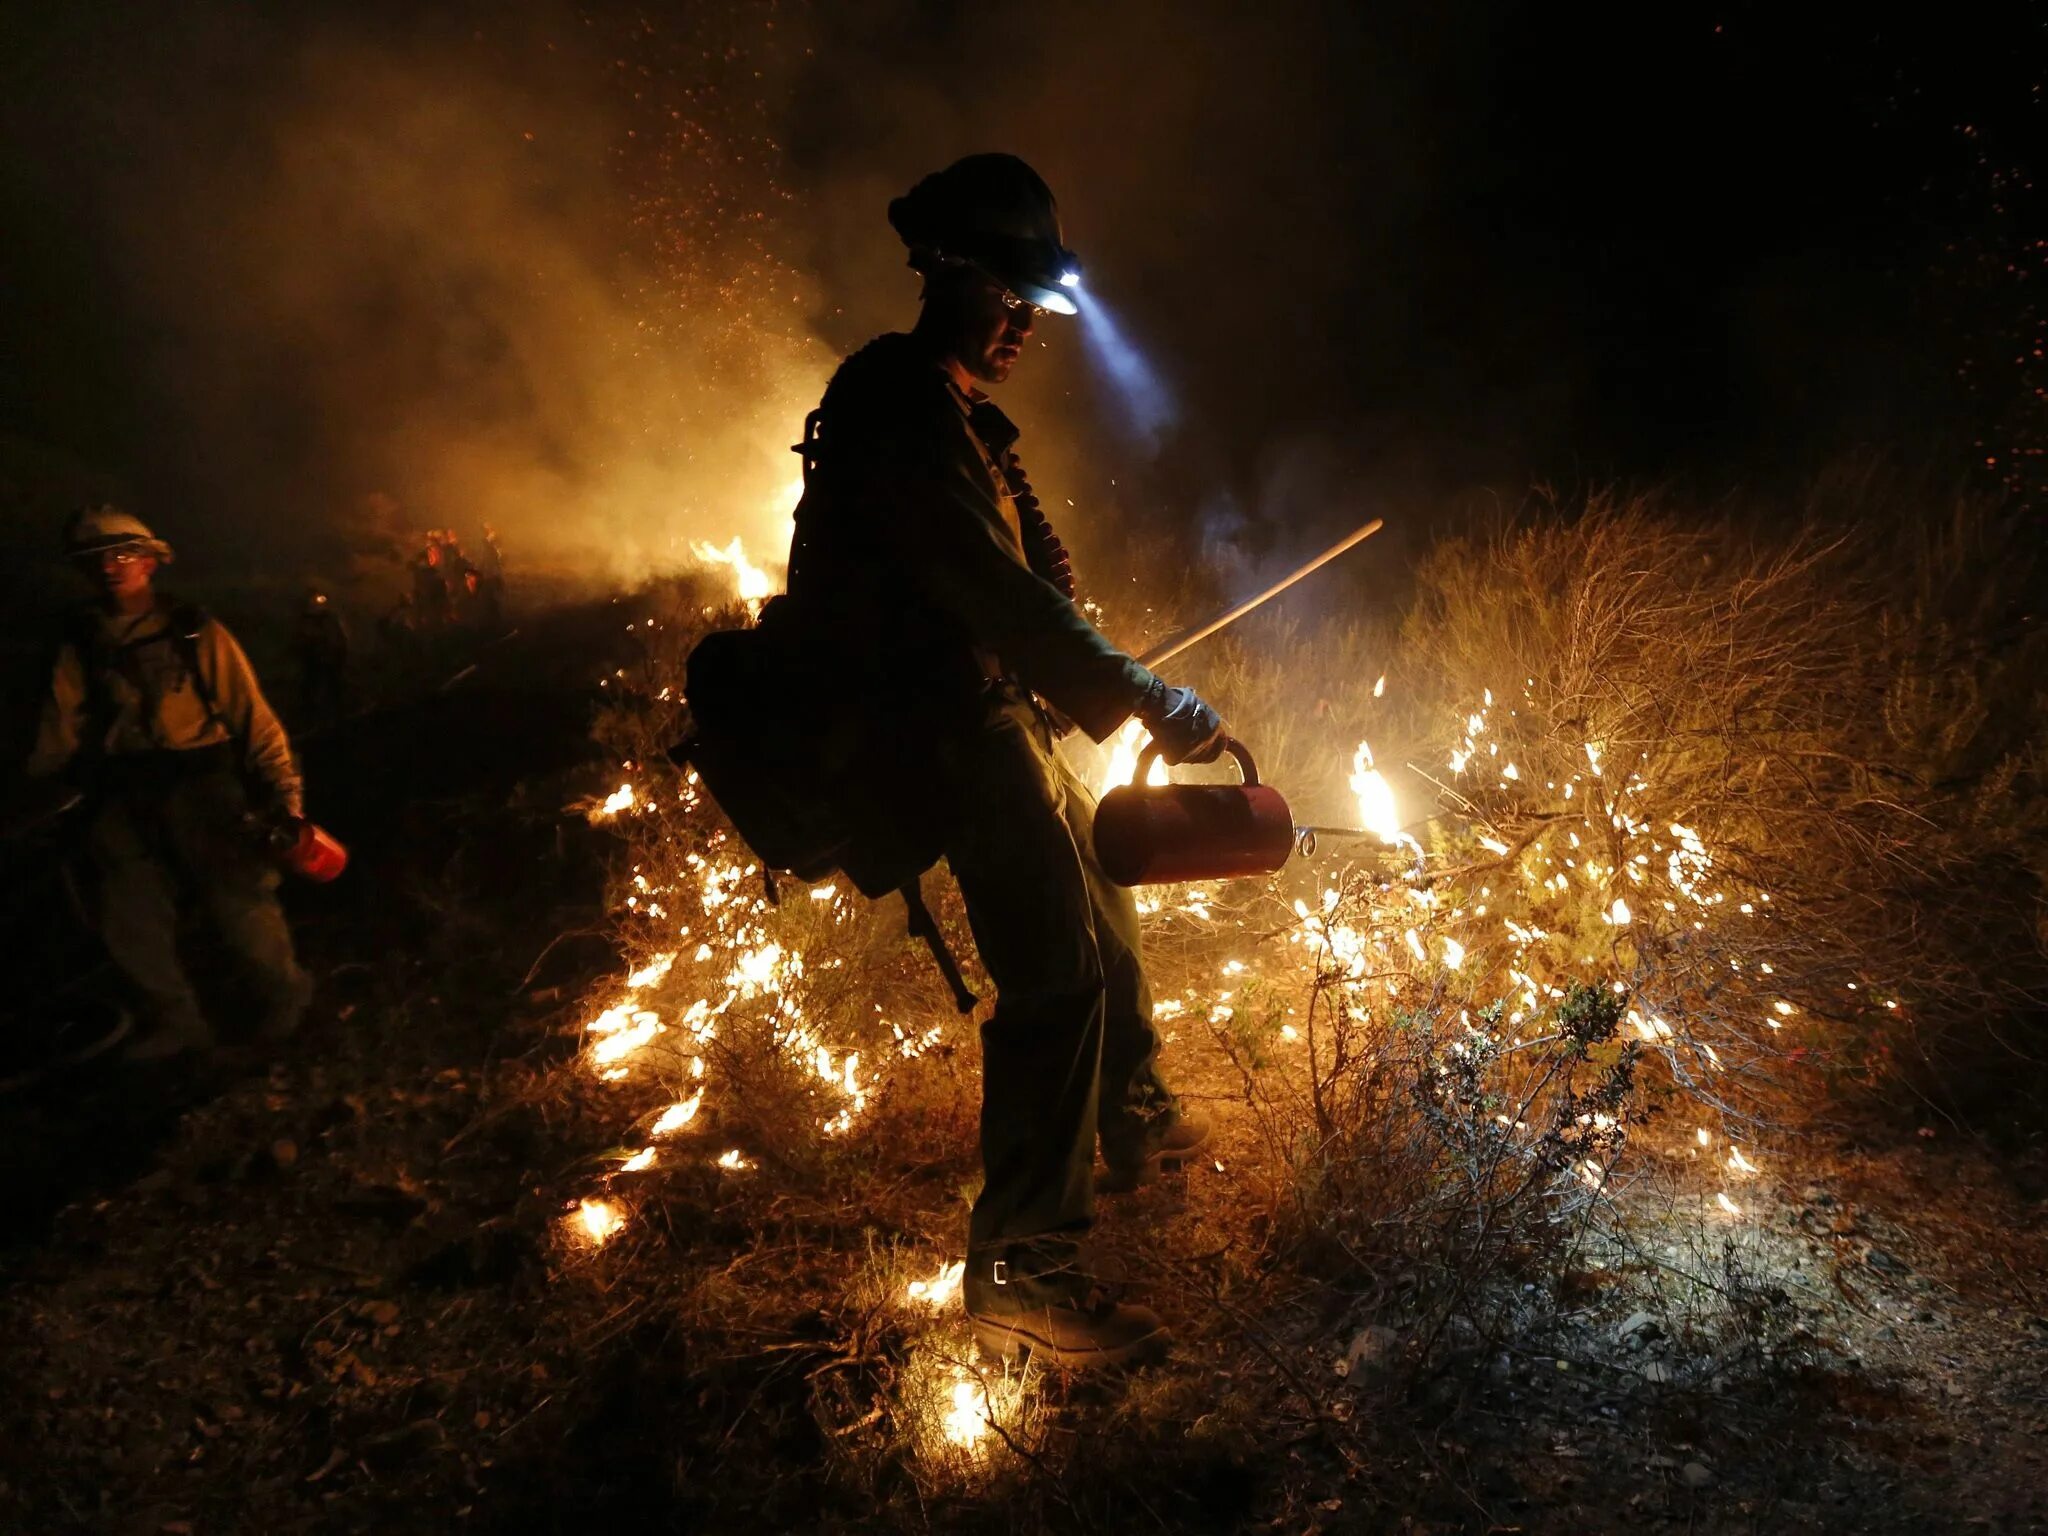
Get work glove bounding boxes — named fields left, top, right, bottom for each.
left=244, top=806, right=303, bottom=854
left=1135, top=677, right=1229, bottom=766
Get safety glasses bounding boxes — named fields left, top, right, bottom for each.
left=995, top=287, right=1050, bottom=321
left=939, top=253, right=1053, bottom=320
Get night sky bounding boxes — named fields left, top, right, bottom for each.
left=0, top=2, right=2039, bottom=584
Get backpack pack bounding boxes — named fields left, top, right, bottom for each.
left=674, top=595, right=867, bottom=886
left=669, top=415, right=974, bottom=1011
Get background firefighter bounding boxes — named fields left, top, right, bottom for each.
left=411, top=532, right=455, bottom=629
left=25, top=506, right=313, bottom=1062
left=784, top=154, right=1229, bottom=1367
left=293, top=587, right=350, bottom=725
left=475, top=522, right=506, bottom=628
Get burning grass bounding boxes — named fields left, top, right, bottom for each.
left=539, top=485, right=2047, bottom=1523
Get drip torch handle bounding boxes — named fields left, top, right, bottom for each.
left=1133, top=518, right=1383, bottom=671
left=1134, top=736, right=1258, bottom=787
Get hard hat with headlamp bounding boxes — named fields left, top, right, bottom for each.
left=888, top=153, right=1084, bottom=316
left=63, top=504, right=175, bottom=563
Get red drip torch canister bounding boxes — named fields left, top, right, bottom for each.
left=1094, top=739, right=1294, bottom=887
left=280, top=820, right=349, bottom=883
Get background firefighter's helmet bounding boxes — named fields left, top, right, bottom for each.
left=63, top=504, right=175, bottom=563
left=888, top=153, right=1083, bottom=315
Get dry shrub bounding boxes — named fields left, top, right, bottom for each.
left=578, top=577, right=981, bottom=1181
left=1120, top=487, right=2047, bottom=1368
left=552, top=482, right=2043, bottom=1518
left=1210, top=857, right=1644, bottom=1351
left=1396, top=490, right=2048, bottom=1115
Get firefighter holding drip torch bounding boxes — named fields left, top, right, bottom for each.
left=784, top=155, right=1226, bottom=1366
left=23, top=506, right=315, bottom=1063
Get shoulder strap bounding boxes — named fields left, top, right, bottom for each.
left=166, top=601, right=230, bottom=733
left=899, top=878, right=977, bottom=1014
left=965, top=398, right=1021, bottom=458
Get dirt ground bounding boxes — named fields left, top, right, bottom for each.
left=3, top=614, right=2045, bottom=1535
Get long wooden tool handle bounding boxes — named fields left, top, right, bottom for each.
left=1134, top=517, right=1383, bottom=671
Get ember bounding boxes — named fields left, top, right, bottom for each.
left=905, top=1259, right=965, bottom=1310
left=571, top=1198, right=625, bottom=1247
left=942, top=1378, right=991, bottom=1450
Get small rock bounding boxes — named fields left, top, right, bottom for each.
left=1681, top=1460, right=1714, bottom=1489
left=271, top=1139, right=299, bottom=1168
left=1642, top=1360, right=1675, bottom=1384
left=1342, top=1325, right=1402, bottom=1376
left=1866, top=1248, right=1911, bottom=1276
left=359, top=1299, right=401, bottom=1328
left=1617, top=1310, right=1663, bottom=1342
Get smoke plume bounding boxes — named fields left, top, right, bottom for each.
left=0, top=1, right=2025, bottom=604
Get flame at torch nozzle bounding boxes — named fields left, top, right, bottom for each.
left=1349, top=741, right=1424, bottom=862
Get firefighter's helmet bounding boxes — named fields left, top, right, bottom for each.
left=64, top=504, right=174, bottom=563
left=889, top=153, right=1083, bottom=315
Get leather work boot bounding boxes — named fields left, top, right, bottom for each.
left=965, top=1252, right=1170, bottom=1369
left=1099, top=1112, right=1212, bottom=1194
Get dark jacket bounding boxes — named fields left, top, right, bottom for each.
left=787, top=332, right=1153, bottom=748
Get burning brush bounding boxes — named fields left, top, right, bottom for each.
left=573, top=501, right=1893, bottom=1284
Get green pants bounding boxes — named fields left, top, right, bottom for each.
left=83, top=749, right=310, bottom=1042
left=946, top=695, right=1176, bottom=1282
